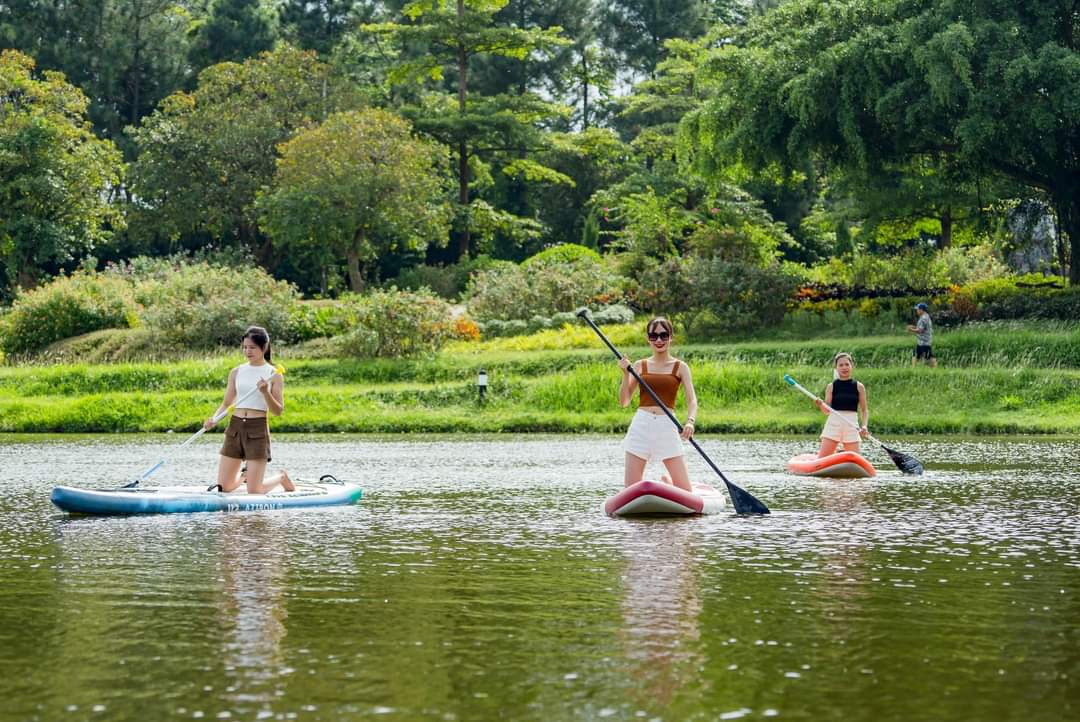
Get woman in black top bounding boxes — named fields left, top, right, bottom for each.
left=814, top=352, right=869, bottom=457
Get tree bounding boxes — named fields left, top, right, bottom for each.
left=683, top=0, right=1080, bottom=282
left=0, top=0, right=198, bottom=157
left=363, top=0, right=570, bottom=260
left=279, top=0, right=379, bottom=55
left=0, top=50, right=124, bottom=290
left=188, top=0, right=278, bottom=70
left=595, top=0, right=709, bottom=80
left=258, top=109, right=451, bottom=292
left=128, top=45, right=355, bottom=264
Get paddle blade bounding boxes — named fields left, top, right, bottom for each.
left=882, top=445, right=924, bottom=475
left=783, top=374, right=796, bottom=386
left=724, top=481, right=771, bottom=515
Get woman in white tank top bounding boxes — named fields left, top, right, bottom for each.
left=203, top=326, right=294, bottom=494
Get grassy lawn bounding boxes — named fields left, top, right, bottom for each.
left=1, top=320, right=1078, bottom=434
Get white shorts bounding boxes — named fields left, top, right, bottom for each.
left=623, top=409, right=685, bottom=461
left=821, top=411, right=861, bottom=444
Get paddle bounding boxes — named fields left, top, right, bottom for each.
left=123, top=364, right=286, bottom=488
left=783, top=374, right=924, bottom=475
left=577, top=309, right=770, bottom=515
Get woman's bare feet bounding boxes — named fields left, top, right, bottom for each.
left=660, top=473, right=673, bottom=485
left=280, top=470, right=295, bottom=492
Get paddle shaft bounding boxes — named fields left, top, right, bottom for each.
left=130, top=371, right=277, bottom=485
left=577, top=311, right=769, bottom=514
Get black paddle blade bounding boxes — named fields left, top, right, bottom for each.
left=882, top=445, right=923, bottom=475
left=724, top=481, right=771, bottom=515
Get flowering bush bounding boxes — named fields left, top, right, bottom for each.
left=336, top=287, right=458, bottom=358
left=630, top=256, right=798, bottom=337
left=0, top=272, right=138, bottom=355
left=465, top=257, right=622, bottom=321
left=135, top=262, right=303, bottom=348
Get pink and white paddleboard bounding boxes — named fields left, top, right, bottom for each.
left=604, top=480, right=727, bottom=517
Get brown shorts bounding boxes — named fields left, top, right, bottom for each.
left=220, top=416, right=271, bottom=462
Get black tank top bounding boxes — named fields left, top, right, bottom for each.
left=831, top=378, right=859, bottom=411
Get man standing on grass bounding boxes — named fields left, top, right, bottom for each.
left=906, top=302, right=937, bottom=367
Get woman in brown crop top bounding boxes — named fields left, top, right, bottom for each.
left=617, top=317, right=699, bottom=492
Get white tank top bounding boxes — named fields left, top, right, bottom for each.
left=234, top=363, right=276, bottom=411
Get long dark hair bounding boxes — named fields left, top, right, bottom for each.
left=243, top=326, right=272, bottom=362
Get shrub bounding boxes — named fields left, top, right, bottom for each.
left=807, top=245, right=1009, bottom=290
left=393, top=255, right=503, bottom=300
left=631, top=256, right=798, bottom=338
left=289, top=299, right=363, bottom=341
left=0, top=272, right=138, bottom=355
left=523, top=243, right=602, bottom=268
left=134, top=262, right=303, bottom=348
left=336, top=287, right=457, bottom=358
left=465, top=259, right=622, bottom=321
left=590, top=304, right=635, bottom=325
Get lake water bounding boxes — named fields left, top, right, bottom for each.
left=1, top=434, right=1077, bottom=722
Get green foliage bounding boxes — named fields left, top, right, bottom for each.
left=392, top=256, right=503, bottom=301
left=288, top=299, right=364, bottom=342
left=0, top=272, right=138, bottom=355
left=523, top=243, right=602, bottom=268
left=259, top=108, right=451, bottom=293
left=134, top=261, right=302, bottom=348
left=465, top=257, right=622, bottom=321
left=188, top=0, right=277, bottom=70
left=0, top=1, right=197, bottom=155
left=0, top=50, right=124, bottom=291
left=334, top=288, right=458, bottom=359
left=362, top=1, right=571, bottom=260
left=479, top=304, right=634, bottom=338
left=683, top=0, right=1080, bottom=282
left=631, top=255, right=799, bottom=337
left=807, top=245, right=1008, bottom=289
left=128, top=45, right=355, bottom=252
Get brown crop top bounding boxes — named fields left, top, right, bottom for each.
left=638, top=359, right=682, bottom=409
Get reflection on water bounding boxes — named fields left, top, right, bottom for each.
left=620, top=520, right=702, bottom=712
left=0, top=434, right=1078, bottom=721
left=219, top=515, right=288, bottom=706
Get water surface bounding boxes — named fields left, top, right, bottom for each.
left=1, top=435, right=1077, bottom=721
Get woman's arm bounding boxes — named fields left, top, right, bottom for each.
left=204, top=369, right=238, bottom=428
left=816, top=382, right=833, bottom=414
left=679, top=363, right=698, bottom=440
left=618, top=357, right=639, bottom=407
left=260, top=374, right=285, bottom=416
left=858, top=382, right=869, bottom=432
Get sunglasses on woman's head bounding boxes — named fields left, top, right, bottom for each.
left=647, top=331, right=670, bottom=341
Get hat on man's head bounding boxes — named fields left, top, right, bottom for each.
left=915, top=302, right=929, bottom=311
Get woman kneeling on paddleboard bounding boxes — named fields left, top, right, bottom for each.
left=617, top=317, right=699, bottom=492
left=814, top=352, right=869, bottom=457
left=204, top=326, right=294, bottom=494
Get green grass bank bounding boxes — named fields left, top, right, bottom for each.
left=1, top=322, right=1077, bottom=434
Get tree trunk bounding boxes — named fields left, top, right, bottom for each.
left=455, top=0, right=471, bottom=261
left=1060, top=190, right=1079, bottom=285
left=581, top=49, right=590, bottom=130
left=939, top=207, right=952, bottom=249
left=16, top=265, right=37, bottom=290
left=346, top=248, right=364, bottom=293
